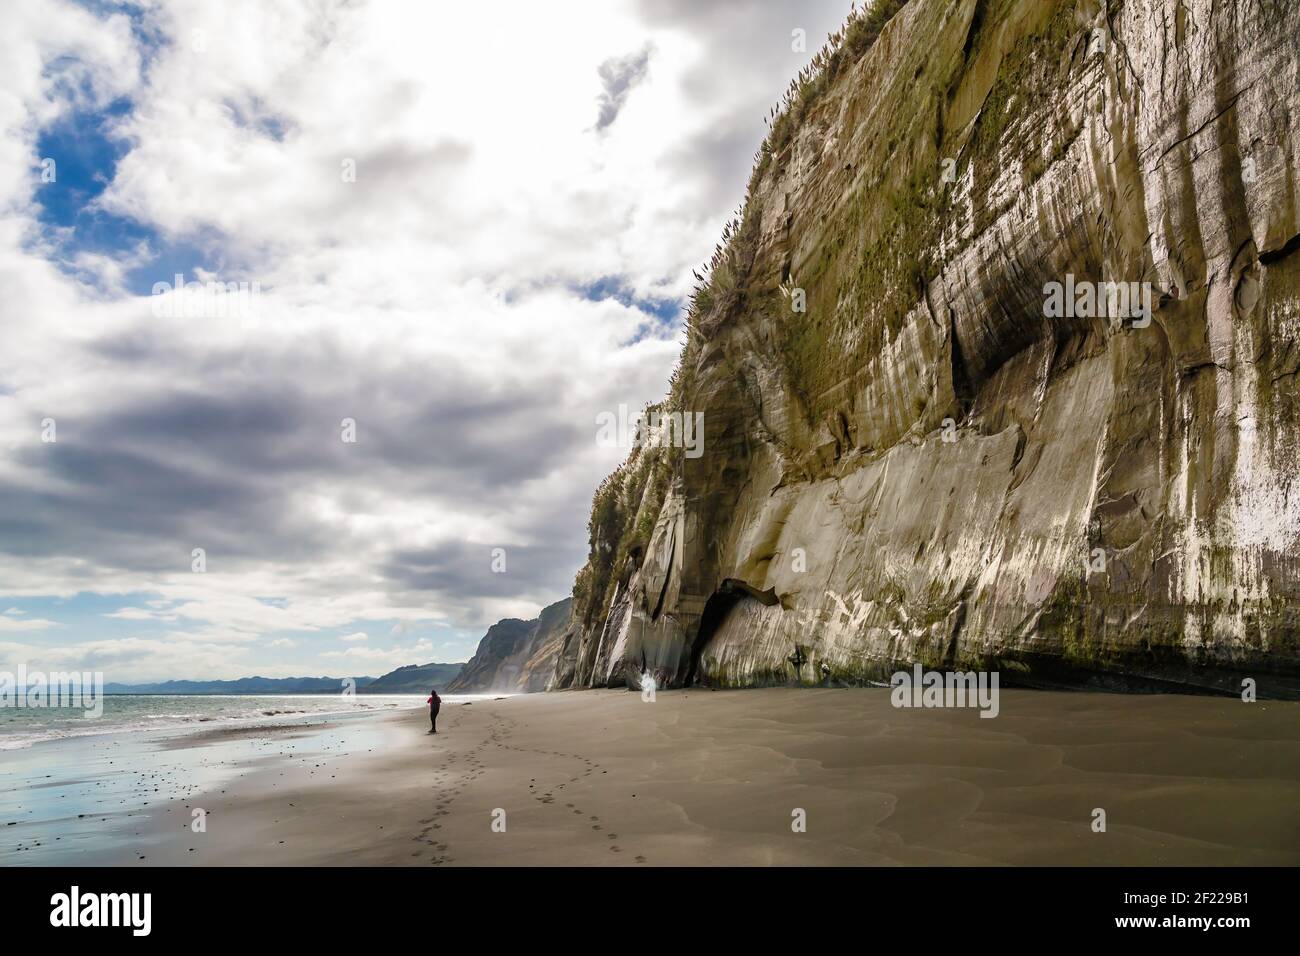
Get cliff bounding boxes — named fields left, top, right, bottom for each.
left=557, top=0, right=1300, bottom=697
left=448, top=598, right=575, bottom=693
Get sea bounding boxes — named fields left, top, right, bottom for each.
left=0, top=693, right=433, bottom=750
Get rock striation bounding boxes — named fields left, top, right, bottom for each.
left=554, top=0, right=1300, bottom=698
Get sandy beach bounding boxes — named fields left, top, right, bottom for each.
left=4, top=688, right=1298, bottom=866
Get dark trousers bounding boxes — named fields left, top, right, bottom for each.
left=429, top=706, right=440, bottom=732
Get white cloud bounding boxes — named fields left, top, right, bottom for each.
left=0, top=617, right=61, bottom=632
left=104, top=607, right=179, bottom=622
left=0, top=0, right=854, bottom=676
left=0, top=637, right=253, bottom=682
left=321, top=640, right=433, bottom=665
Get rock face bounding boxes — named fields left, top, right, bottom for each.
left=448, top=598, right=575, bottom=693
left=558, top=0, right=1300, bottom=698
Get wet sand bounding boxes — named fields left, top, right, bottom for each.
left=5, top=688, right=1299, bottom=865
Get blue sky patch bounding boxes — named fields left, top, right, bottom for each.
left=33, top=99, right=211, bottom=295
left=577, top=276, right=683, bottom=327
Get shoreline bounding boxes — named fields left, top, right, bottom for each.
left=2, top=688, right=1297, bottom=866
left=0, top=693, right=440, bottom=753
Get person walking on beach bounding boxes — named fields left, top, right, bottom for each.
left=427, top=688, right=441, bottom=734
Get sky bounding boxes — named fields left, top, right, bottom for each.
left=0, top=0, right=854, bottom=681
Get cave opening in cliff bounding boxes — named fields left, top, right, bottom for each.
left=685, top=579, right=780, bottom=685
left=685, top=589, right=744, bottom=686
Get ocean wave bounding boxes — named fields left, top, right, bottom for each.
left=0, top=695, right=432, bottom=750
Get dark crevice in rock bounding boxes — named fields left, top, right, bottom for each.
left=648, top=534, right=676, bottom=622
left=718, top=577, right=780, bottom=606
left=684, top=589, right=745, bottom=686
left=1259, top=230, right=1300, bottom=265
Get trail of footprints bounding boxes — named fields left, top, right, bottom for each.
left=415, top=710, right=647, bottom=864
left=412, top=710, right=485, bottom=865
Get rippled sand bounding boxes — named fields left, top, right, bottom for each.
left=9, top=688, right=1298, bottom=865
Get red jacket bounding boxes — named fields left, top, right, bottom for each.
left=427, top=692, right=441, bottom=707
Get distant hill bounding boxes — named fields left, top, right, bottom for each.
left=104, top=665, right=465, bottom=697
left=103, top=676, right=378, bottom=695
left=360, top=662, right=463, bottom=694
left=448, top=598, right=572, bottom=693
